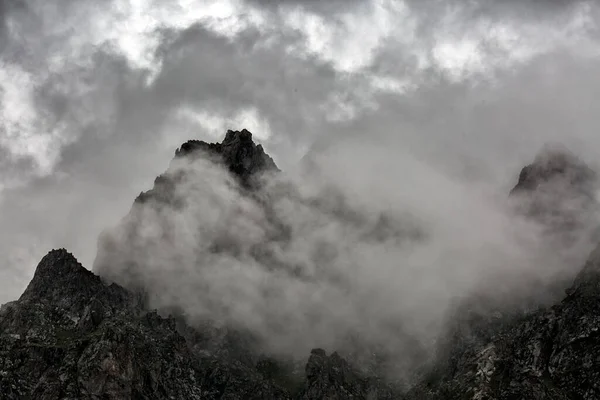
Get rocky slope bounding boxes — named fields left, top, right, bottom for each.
left=407, top=147, right=600, bottom=399
left=0, top=250, right=397, bottom=399
left=407, top=246, right=600, bottom=399
left=2, top=130, right=600, bottom=399
left=1, top=130, right=398, bottom=399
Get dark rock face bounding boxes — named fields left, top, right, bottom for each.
left=0, top=250, right=136, bottom=345
left=510, top=145, right=596, bottom=195
left=137, top=129, right=278, bottom=204
left=299, top=349, right=397, bottom=400
left=0, top=250, right=288, bottom=399
left=510, top=144, right=597, bottom=237
left=175, top=129, right=278, bottom=179
left=0, top=249, right=207, bottom=399
left=0, top=249, right=395, bottom=399
left=408, top=255, right=600, bottom=399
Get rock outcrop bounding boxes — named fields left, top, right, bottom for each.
left=175, top=128, right=279, bottom=183
left=407, top=246, right=600, bottom=399
left=510, top=144, right=595, bottom=196
left=510, top=144, right=597, bottom=238
left=136, top=129, right=278, bottom=205
left=0, top=249, right=208, bottom=399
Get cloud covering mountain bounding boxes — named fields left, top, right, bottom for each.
left=3, top=0, right=600, bottom=316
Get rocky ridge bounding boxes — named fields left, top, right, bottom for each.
left=2, top=130, right=600, bottom=399
left=136, top=128, right=278, bottom=205
left=0, top=250, right=397, bottom=399
left=407, top=147, right=600, bottom=399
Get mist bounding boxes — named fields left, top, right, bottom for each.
left=93, top=130, right=599, bottom=381
left=2, top=0, right=600, bottom=379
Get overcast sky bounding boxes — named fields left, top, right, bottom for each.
left=2, top=0, right=600, bottom=303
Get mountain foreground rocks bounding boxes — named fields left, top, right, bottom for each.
left=2, top=130, right=600, bottom=399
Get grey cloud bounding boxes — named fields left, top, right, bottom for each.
left=94, top=127, right=600, bottom=381
left=0, top=7, right=344, bottom=301
left=2, top=0, right=600, bottom=381
left=247, top=0, right=587, bottom=15
left=148, top=22, right=347, bottom=160
left=338, top=50, right=600, bottom=187
left=244, top=0, right=364, bottom=14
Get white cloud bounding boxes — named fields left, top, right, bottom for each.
left=281, top=0, right=415, bottom=73
left=0, top=63, right=67, bottom=176
left=100, top=0, right=268, bottom=74
left=174, top=106, right=273, bottom=141
left=369, top=75, right=415, bottom=94
left=1, top=0, right=598, bottom=187
left=427, top=1, right=598, bottom=81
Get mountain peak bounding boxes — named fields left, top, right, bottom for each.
left=19, top=248, right=98, bottom=303
left=16, top=248, right=135, bottom=326
left=134, top=129, right=278, bottom=206
left=174, top=129, right=278, bottom=188
left=509, top=144, right=598, bottom=242
left=510, top=144, right=595, bottom=195
left=223, top=128, right=253, bottom=144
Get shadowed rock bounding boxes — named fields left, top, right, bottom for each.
left=176, top=129, right=278, bottom=181
left=410, top=146, right=600, bottom=399
left=510, top=145, right=597, bottom=236
left=0, top=250, right=298, bottom=399
left=299, top=349, right=398, bottom=399
left=136, top=128, right=278, bottom=205
left=510, top=144, right=596, bottom=196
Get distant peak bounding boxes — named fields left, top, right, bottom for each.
left=511, top=144, right=595, bottom=195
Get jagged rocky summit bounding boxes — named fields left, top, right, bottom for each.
left=175, top=128, right=278, bottom=179
left=93, top=128, right=284, bottom=295
left=3, top=131, right=600, bottom=399
left=510, top=144, right=598, bottom=239
left=510, top=144, right=595, bottom=195
left=137, top=128, right=278, bottom=205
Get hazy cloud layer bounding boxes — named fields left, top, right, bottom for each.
left=2, top=0, right=600, bottom=316
left=93, top=134, right=600, bottom=380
